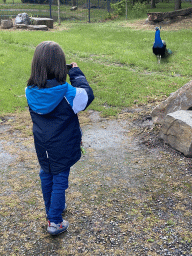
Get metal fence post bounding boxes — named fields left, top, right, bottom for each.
left=126, top=0, right=127, bottom=20
left=107, top=0, right=110, bottom=13
left=58, top=0, right=60, bottom=24
left=49, top=0, right=52, bottom=19
left=88, top=0, right=90, bottom=22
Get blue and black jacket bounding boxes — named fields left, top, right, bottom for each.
left=26, top=67, right=94, bottom=174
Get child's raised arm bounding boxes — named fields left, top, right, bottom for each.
left=68, top=66, right=94, bottom=112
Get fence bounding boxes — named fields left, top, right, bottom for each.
left=0, top=0, right=119, bottom=23
left=1, top=0, right=192, bottom=24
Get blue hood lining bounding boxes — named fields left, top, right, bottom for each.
left=26, top=82, right=69, bottom=114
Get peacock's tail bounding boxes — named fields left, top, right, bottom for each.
left=167, top=49, right=172, bottom=54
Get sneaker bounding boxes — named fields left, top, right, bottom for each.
left=47, top=220, right=69, bottom=235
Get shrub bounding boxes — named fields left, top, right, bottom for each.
left=111, top=0, right=147, bottom=18
left=111, top=0, right=128, bottom=16
left=131, top=2, right=147, bottom=18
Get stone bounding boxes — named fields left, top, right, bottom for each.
left=31, top=17, right=53, bottom=29
left=1, top=19, right=13, bottom=29
left=160, top=110, right=192, bottom=157
left=15, top=24, right=28, bottom=29
left=152, top=80, right=192, bottom=124
left=71, top=6, right=77, bottom=10
left=27, top=25, right=48, bottom=31
left=15, top=13, right=31, bottom=25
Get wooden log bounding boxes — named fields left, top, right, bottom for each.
left=147, top=7, right=192, bottom=22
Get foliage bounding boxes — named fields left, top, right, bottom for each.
left=131, top=2, right=147, bottom=18
left=146, top=1, right=192, bottom=12
left=110, top=0, right=128, bottom=16
left=111, top=0, right=147, bottom=18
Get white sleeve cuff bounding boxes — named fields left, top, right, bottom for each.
left=72, top=88, right=88, bottom=114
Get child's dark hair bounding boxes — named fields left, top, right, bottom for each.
left=28, top=41, right=67, bottom=88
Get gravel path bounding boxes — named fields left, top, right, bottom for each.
left=0, top=107, right=191, bottom=255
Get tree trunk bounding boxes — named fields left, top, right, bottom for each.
left=151, top=0, right=156, bottom=9
left=175, top=0, right=181, bottom=10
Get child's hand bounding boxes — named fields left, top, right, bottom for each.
left=71, top=62, right=78, bottom=68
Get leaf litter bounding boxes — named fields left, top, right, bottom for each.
left=0, top=105, right=191, bottom=256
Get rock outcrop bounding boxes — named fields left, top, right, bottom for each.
left=152, top=80, right=192, bottom=124
left=160, top=110, right=192, bottom=157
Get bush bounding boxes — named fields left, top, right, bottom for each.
left=111, top=0, right=128, bottom=16
left=131, top=2, right=147, bottom=18
left=111, top=0, right=147, bottom=18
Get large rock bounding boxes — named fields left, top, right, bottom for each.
left=27, top=25, right=48, bottom=31
left=160, top=110, right=192, bottom=157
left=152, top=80, right=192, bottom=124
left=15, top=13, right=31, bottom=25
left=31, top=18, right=53, bottom=29
left=1, top=19, right=13, bottom=29
left=15, top=24, right=28, bottom=29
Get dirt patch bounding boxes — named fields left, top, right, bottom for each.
left=0, top=105, right=191, bottom=255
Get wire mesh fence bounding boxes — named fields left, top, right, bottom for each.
left=0, top=0, right=118, bottom=23
left=1, top=0, right=191, bottom=24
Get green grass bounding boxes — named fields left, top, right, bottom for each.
left=147, top=2, right=192, bottom=12
left=0, top=21, right=191, bottom=116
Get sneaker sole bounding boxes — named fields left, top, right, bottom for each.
left=48, top=225, right=69, bottom=236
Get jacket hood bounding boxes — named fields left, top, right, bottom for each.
left=26, top=79, right=69, bottom=114
left=154, top=29, right=164, bottom=48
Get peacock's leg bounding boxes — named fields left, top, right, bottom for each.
left=157, top=55, right=161, bottom=64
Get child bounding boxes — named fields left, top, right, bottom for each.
left=25, top=41, right=94, bottom=235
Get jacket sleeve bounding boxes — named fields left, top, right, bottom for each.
left=68, top=67, right=94, bottom=111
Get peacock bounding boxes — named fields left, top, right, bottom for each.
left=152, top=27, right=172, bottom=63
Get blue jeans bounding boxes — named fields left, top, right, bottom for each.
left=39, top=168, right=70, bottom=224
